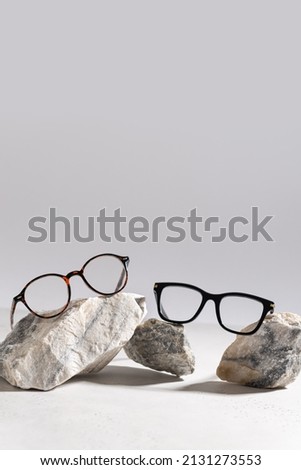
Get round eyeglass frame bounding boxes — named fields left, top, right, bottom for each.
left=10, top=253, right=129, bottom=328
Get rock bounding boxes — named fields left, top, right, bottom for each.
left=216, top=312, right=301, bottom=388
left=124, top=318, right=195, bottom=376
left=0, top=293, right=146, bottom=390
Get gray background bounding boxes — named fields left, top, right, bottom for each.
left=1, top=0, right=300, bottom=319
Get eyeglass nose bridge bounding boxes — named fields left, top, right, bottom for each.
left=196, top=295, right=218, bottom=317
left=190, top=291, right=221, bottom=323
left=65, top=270, right=83, bottom=281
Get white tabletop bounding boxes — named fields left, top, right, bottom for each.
left=0, top=309, right=300, bottom=450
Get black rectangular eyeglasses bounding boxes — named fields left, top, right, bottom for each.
left=154, top=282, right=275, bottom=335
left=10, top=253, right=130, bottom=329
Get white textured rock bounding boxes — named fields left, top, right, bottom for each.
left=124, top=318, right=195, bottom=376
left=0, top=293, right=146, bottom=390
left=216, top=312, right=301, bottom=388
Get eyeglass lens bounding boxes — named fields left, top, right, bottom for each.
left=83, top=255, right=127, bottom=295
left=24, top=275, right=69, bottom=317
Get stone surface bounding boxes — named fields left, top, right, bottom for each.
left=0, top=293, right=146, bottom=390
left=124, top=318, right=195, bottom=376
left=216, top=312, right=301, bottom=388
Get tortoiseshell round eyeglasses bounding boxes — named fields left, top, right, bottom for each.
left=10, top=253, right=129, bottom=329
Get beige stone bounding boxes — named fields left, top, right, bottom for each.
left=0, top=293, right=146, bottom=390
left=217, top=312, right=301, bottom=388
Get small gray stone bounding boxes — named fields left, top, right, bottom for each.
left=0, top=293, right=146, bottom=390
left=216, top=312, right=301, bottom=388
left=124, top=318, right=195, bottom=376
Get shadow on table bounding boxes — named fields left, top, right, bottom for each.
left=0, top=373, right=281, bottom=394
left=179, top=380, right=279, bottom=395
left=0, top=365, right=182, bottom=392
left=0, top=377, right=25, bottom=392
left=71, top=365, right=183, bottom=387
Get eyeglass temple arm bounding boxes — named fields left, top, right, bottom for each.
left=115, top=270, right=128, bottom=292
left=154, top=286, right=170, bottom=320
left=115, top=274, right=123, bottom=292
left=10, top=298, right=18, bottom=330
left=161, top=304, right=170, bottom=320
left=115, top=259, right=130, bottom=292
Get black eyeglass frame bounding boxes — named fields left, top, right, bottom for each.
left=10, top=253, right=130, bottom=329
left=153, top=282, right=275, bottom=335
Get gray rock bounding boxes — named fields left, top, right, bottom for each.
left=124, top=318, right=195, bottom=376
left=0, top=293, right=146, bottom=390
left=216, top=312, right=301, bottom=388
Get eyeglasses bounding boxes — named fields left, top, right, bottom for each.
left=10, top=253, right=130, bottom=329
left=154, top=282, right=275, bottom=335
